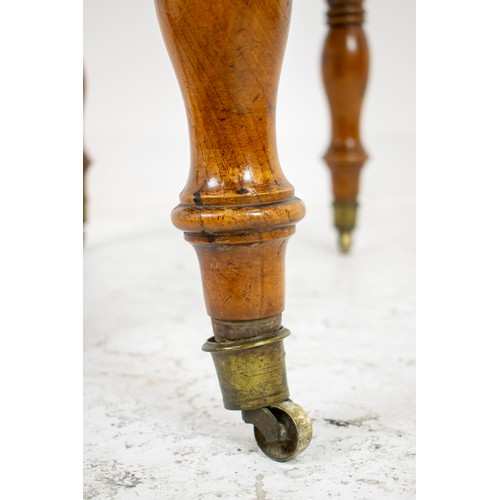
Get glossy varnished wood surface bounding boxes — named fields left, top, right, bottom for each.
left=155, top=0, right=296, bottom=209
left=155, top=0, right=304, bottom=332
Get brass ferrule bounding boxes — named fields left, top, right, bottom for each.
left=211, top=315, right=282, bottom=342
left=202, top=327, right=290, bottom=411
left=333, top=201, right=358, bottom=232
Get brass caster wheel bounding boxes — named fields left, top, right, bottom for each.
left=338, top=231, right=352, bottom=254
left=243, top=400, right=312, bottom=462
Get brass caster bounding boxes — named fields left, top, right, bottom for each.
left=338, top=231, right=352, bottom=253
left=203, top=328, right=311, bottom=460
left=242, top=400, right=312, bottom=462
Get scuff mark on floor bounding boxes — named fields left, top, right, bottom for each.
left=357, top=478, right=380, bottom=485
left=324, top=415, right=379, bottom=427
left=255, top=473, right=268, bottom=500
left=104, top=469, right=142, bottom=489
left=85, top=460, right=142, bottom=499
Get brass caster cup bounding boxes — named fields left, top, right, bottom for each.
left=202, top=328, right=290, bottom=411
left=333, top=201, right=358, bottom=253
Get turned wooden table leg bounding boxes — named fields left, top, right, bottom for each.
left=83, top=69, right=91, bottom=228
left=322, top=0, right=369, bottom=253
left=154, top=0, right=312, bottom=461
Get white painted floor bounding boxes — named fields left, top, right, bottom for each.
left=84, top=135, right=415, bottom=499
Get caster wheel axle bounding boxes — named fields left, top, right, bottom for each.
left=242, top=408, right=286, bottom=443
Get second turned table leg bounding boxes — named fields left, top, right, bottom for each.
left=154, top=0, right=312, bottom=461
left=322, top=0, right=369, bottom=252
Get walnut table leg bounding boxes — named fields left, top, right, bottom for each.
left=322, top=0, right=369, bottom=252
left=154, top=0, right=312, bottom=461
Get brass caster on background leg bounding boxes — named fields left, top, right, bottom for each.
left=242, top=400, right=312, bottom=462
left=333, top=201, right=358, bottom=254
left=338, top=231, right=352, bottom=254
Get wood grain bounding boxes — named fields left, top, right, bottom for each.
left=155, top=0, right=304, bottom=338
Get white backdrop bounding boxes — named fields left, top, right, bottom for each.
left=83, top=0, right=415, bottom=231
